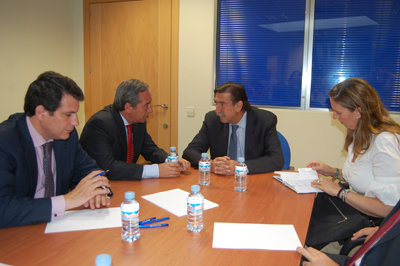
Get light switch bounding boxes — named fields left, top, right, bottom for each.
left=186, top=106, right=195, bottom=117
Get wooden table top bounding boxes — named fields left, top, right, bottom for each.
left=0, top=169, right=315, bottom=266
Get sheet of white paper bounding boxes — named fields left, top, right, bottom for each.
left=142, top=188, right=219, bottom=217
left=45, top=207, right=121, bottom=234
left=212, top=223, right=302, bottom=251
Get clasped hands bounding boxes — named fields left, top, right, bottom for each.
left=211, top=156, right=238, bottom=176
left=159, top=158, right=191, bottom=178
left=64, top=170, right=111, bottom=211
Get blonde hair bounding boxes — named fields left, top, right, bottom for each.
left=328, top=78, right=400, bottom=161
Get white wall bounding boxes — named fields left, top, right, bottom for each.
left=0, top=0, right=84, bottom=131
left=177, top=0, right=400, bottom=169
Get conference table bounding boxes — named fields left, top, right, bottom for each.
left=0, top=169, right=315, bottom=265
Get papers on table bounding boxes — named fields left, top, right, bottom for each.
left=45, top=207, right=121, bottom=234
left=212, top=223, right=302, bottom=251
left=141, top=188, right=219, bottom=217
left=273, top=168, right=322, bottom=194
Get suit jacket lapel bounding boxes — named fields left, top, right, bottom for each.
left=244, top=108, right=255, bottom=157
left=110, top=106, right=128, bottom=157
left=53, top=141, right=67, bottom=194
left=17, top=115, right=38, bottom=197
left=221, top=122, right=229, bottom=153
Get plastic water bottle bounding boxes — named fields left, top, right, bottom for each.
left=187, top=185, right=204, bottom=232
left=167, top=146, right=178, bottom=163
left=95, top=253, right=112, bottom=266
left=199, top=153, right=211, bottom=185
left=121, top=191, right=140, bottom=242
left=234, top=157, right=248, bottom=191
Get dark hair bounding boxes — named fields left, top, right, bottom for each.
left=113, top=79, right=148, bottom=111
left=24, top=71, right=84, bottom=116
left=329, top=78, right=400, bottom=161
left=214, top=82, right=251, bottom=111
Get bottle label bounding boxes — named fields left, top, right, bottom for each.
left=187, top=197, right=204, bottom=210
left=187, top=202, right=203, bottom=212
left=235, top=165, right=248, bottom=176
left=167, top=154, right=178, bottom=163
left=199, top=161, right=210, bottom=171
left=121, top=209, right=139, bottom=219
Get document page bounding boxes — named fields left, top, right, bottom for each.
left=212, top=223, right=302, bottom=251
left=45, top=207, right=121, bottom=234
left=142, top=188, right=219, bottom=217
left=274, top=168, right=322, bottom=193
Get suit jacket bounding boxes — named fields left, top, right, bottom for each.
left=0, top=113, right=98, bottom=228
left=182, top=107, right=284, bottom=174
left=327, top=199, right=400, bottom=266
left=80, top=105, right=167, bottom=180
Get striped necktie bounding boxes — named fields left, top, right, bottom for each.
left=228, top=124, right=238, bottom=160
left=126, top=124, right=134, bottom=163
left=43, top=142, right=54, bottom=197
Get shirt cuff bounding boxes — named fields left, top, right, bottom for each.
left=51, top=195, right=66, bottom=221
left=142, top=164, right=160, bottom=179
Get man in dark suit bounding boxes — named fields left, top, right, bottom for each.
left=297, top=198, right=400, bottom=265
left=0, top=71, right=111, bottom=228
left=182, top=82, right=283, bottom=175
left=80, top=79, right=190, bottom=180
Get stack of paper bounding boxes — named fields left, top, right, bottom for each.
left=273, top=168, right=322, bottom=194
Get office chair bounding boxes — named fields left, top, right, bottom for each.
left=277, top=131, right=291, bottom=170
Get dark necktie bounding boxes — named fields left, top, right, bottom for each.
left=43, top=142, right=54, bottom=197
left=228, top=124, right=238, bottom=161
left=346, top=207, right=400, bottom=265
left=126, top=124, right=134, bottom=163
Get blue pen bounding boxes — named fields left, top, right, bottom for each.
left=139, top=217, right=170, bottom=225
left=139, top=223, right=169, bottom=229
left=94, top=170, right=113, bottom=197
left=139, top=217, right=157, bottom=225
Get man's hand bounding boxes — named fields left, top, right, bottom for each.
left=351, top=226, right=379, bottom=242
left=211, top=156, right=237, bottom=176
left=159, top=162, right=181, bottom=178
left=64, top=170, right=111, bottom=210
left=296, top=246, right=339, bottom=266
left=177, top=158, right=191, bottom=172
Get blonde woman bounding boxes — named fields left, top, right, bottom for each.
left=306, top=78, right=400, bottom=249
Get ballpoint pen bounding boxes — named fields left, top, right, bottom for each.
left=94, top=170, right=113, bottom=197
left=139, top=223, right=169, bottom=229
left=139, top=217, right=170, bottom=225
left=139, top=217, right=157, bottom=225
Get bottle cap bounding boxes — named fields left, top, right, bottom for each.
left=191, top=184, right=200, bottom=193
left=125, top=191, right=135, bottom=200
left=170, top=146, right=176, bottom=152
left=237, top=157, right=245, bottom=163
left=95, top=253, right=112, bottom=266
left=201, top=153, right=208, bottom=158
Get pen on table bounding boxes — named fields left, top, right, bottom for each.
left=139, top=217, right=170, bottom=225
left=139, top=217, right=157, bottom=225
left=94, top=170, right=113, bottom=197
left=139, top=223, right=169, bottom=229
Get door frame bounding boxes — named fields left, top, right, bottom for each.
left=83, top=0, right=179, bottom=147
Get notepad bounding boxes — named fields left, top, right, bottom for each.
left=142, top=188, right=219, bottom=217
left=273, top=168, right=322, bottom=194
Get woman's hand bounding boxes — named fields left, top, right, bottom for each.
left=311, top=178, right=341, bottom=197
left=307, top=161, right=336, bottom=177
